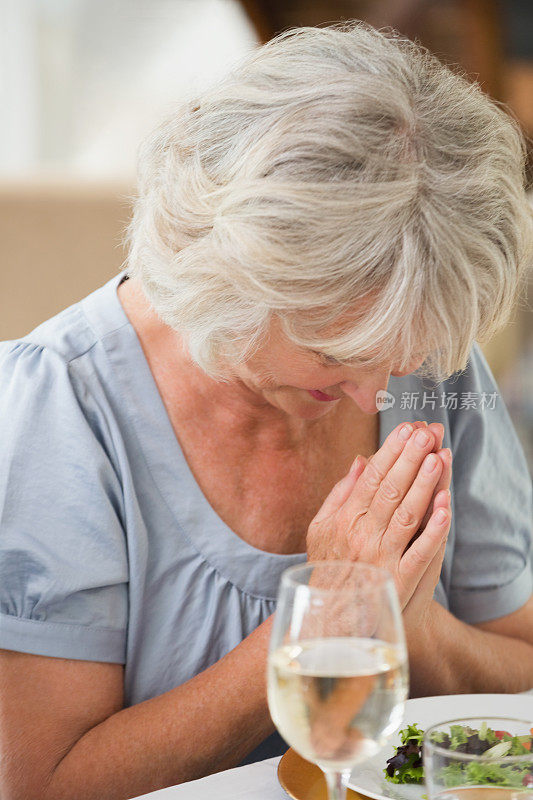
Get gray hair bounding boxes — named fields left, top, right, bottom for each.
left=126, top=22, right=533, bottom=382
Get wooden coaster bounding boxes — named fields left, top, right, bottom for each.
left=278, top=748, right=368, bottom=800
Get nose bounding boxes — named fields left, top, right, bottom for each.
left=340, top=371, right=391, bottom=414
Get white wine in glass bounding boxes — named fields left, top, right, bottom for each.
left=267, top=561, right=408, bottom=800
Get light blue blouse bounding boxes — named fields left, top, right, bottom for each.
left=0, top=273, right=531, bottom=762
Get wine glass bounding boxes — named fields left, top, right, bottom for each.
left=267, top=561, right=408, bottom=800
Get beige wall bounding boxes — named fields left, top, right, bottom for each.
left=0, top=180, right=132, bottom=340
left=0, top=179, right=529, bottom=383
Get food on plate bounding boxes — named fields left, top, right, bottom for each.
left=384, top=722, right=533, bottom=787
left=385, top=723, right=425, bottom=784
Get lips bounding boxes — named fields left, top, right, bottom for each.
left=308, top=389, right=339, bottom=402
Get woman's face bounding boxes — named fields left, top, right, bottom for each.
left=229, top=318, right=424, bottom=420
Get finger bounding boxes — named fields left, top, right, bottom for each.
left=398, top=503, right=451, bottom=606
left=435, top=448, right=452, bottom=498
left=350, top=453, right=368, bottom=476
left=405, top=485, right=450, bottom=552
left=418, top=448, right=452, bottom=531
left=433, top=488, right=451, bottom=510
left=357, top=426, right=437, bottom=531
left=383, top=451, right=444, bottom=555
left=430, top=448, right=452, bottom=508
left=427, top=422, right=444, bottom=450
left=403, top=537, right=448, bottom=615
left=414, top=422, right=444, bottom=454
left=312, top=455, right=368, bottom=525
left=341, top=422, right=426, bottom=516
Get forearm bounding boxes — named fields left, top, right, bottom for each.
left=405, top=601, right=533, bottom=696
left=44, top=617, right=275, bottom=800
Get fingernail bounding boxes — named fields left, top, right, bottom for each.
left=415, top=429, right=430, bottom=447
left=398, top=424, right=413, bottom=441
left=435, top=509, right=448, bottom=525
left=423, top=453, right=438, bottom=472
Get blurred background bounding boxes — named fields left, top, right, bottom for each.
left=1, top=0, right=532, bottom=471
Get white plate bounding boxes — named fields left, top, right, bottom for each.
left=346, top=693, right=533, bottom=800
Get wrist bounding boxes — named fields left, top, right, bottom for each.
left=403, top=601, right=454, bottom=696
left=403, top=596, right=435, bottom=643
left=403, top=599, right=438, bottom=669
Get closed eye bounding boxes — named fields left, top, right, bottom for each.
left=311, top=349, right=377, bottom=370
left=311, top=350, right=343, bottom=367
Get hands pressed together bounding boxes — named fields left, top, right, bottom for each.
left=307, top=420, right=452, bottom=625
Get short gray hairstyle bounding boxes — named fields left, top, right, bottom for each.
left=126, top=22, right=533, bottom=382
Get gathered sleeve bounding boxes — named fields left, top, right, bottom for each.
left=447, top=343, right=532, bottom=624
left=0, top=342, right=128, bottom=662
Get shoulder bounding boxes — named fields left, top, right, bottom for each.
left=0, top=334, right=98, bottom=439
left=0, top=293, right=98, bottom=380
left=0, top=273, right=130, bottom=423
left=1, top=271, right=129, bottom=370
left=0, top=297, right=126, bottom=494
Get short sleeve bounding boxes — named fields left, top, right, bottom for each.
left=448, top=343, right=532, bottom=624
left=0, top=342, right=128, bottom=662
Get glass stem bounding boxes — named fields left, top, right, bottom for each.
left=324, top=769, right=350, bottom=800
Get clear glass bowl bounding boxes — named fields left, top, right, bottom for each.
left=423, top=717, right=533, bottom=800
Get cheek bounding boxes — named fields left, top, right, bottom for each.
left=269, top=358, right=333, bottom=385
left=247, top=368, right=281, bottom=390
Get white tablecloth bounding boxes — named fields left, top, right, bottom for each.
left=133, top=689, right=533, bottom=799
left=133, top=756, right=286, bottom=799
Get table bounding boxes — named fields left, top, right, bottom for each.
left=134, top=756, right=286, bottom=799
left=134, top=690, right=533, bottom=799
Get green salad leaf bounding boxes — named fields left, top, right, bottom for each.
left=384, top=723, right=424, bottom=784
left=400, top=724, right=424, bottom=747
left=384, top=722, right=533, bottom=787
left=441, top=761, right=531, bottom=788
left=449, top=725, right=469, bottom=749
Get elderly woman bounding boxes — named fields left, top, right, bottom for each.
left=0, top=22, right=532, bottom=800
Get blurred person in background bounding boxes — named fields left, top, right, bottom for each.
left=0, top=23, right=532, bottom=800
